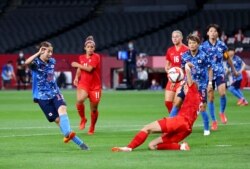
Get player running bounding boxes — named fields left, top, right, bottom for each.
left=200, top=24, right=237, bottom=130
left=71, top=36, right=101, bottom=135
left=182, top=34, right=213, bottom=136
left=25, top=41, right=88, bottom=150
left=226, top=47, right=248, bottom=106
left=112, top=63, right=201, bottom=152
left=164, top=30, right=188, bottom=115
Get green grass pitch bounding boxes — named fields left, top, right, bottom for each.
left=0, top=89, right=250, bottom=169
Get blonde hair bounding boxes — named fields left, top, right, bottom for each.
left=172, top=30, right=183, bottom=38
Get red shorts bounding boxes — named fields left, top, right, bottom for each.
left=165, top=81, right=182, bottom=92
left=157, top=116, right=191, bottom=143
left=77, top=84, right=102, bottom=103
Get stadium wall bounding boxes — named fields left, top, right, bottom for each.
left=1, top=52, right=250, bottom=89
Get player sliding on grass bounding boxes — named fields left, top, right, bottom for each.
left=25, top=41, right=89, bottom=150
left=112, top=63, right=202, bottom=152
left=71, top=36, right=102, bottom=135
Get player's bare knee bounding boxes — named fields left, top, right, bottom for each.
left=200, top=104, right=206, bottom=112
left=58, top=105, right=67, bottom=115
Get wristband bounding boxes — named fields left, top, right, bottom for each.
left=208, top=81, right=212, bottom=85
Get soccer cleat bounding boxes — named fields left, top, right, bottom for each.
left=240, top=100, right=248, bottom=106
left=63, top=131, right=76, bottom=143
left=237, top=99, right=244, bottom=105
left=180, top=142, right=190, bottom=151
left=203, top=130, right=210, bottom=136
left=88, top=126, right=95, bottom=135
left=80, top=143, right=89, bottom=150
left=111, top=147, right=132, bottom=152
left=219, top=113, right=227, bottom=124
left=79, top=118, right=87, bottom=130
left=211, top=121, right=218, bottom=131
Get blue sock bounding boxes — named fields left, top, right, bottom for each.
left=220, top=95, right=227, bottom=113
left=72, top=136, right=83, bottom=146
left=228, top=86, right=241, bottom=99
left=169, top=106, right=179, bottom=117
left=236, top=89, right=244, bottom=99
left=201, top=111, right=209, bottom=131
left=59, top=114, right=71, bottom=137
left=208, top=101, right=216, bottom=121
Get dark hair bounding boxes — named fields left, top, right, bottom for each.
left=38, top=41, right=53, bottom=48
left=187, top=34, right=201, bottom=44
left=206, top=24, right=221, bottom=37
left=228, top=46, right=235, bottom=51
left=85, top=35, right=95, bottom=46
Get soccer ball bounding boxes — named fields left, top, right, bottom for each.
left=167, top=67, right=184, bottom=83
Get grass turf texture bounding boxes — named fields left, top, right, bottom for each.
left=0, top=90, right=250, bottom=169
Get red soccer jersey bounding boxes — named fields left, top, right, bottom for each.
left=178, top=83, right=201, bottom=126
left=78, top=53, right=101, bottom=91
left=165, top=44, right=188, bottom=68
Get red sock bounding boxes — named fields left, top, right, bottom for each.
left=76, top=103, right=85, bottom=119
left=157, top=143, right=180, bottom=150
left=165, top=101, right=173, bottom=113
left=127, top=131, right=148, bottom=149
left=90, top=111, right=99, bottom=127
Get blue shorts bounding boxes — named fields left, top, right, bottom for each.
left=36, top=94, right=66, bottom=122
left=212, top=76, right=226, bottom=90
left=231, top=79, right=242, bottom=89
left=177, top=86, right=185, bottom=100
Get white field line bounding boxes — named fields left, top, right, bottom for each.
left=0, top=122, right=250, bottom=138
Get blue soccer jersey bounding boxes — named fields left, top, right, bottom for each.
left=200, top=40, right=228, bottom=80
left=227, top=55, right=244, bottom=81
left=30, top=57, right=61, bottom=100
left=182, top=49, right=211, bottom=90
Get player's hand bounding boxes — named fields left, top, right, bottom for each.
left=38, top=47, right=46, bottom=55
left=234, top=71, right=240, bottom=77
left=170, top=82, right=176, bottom=89
left=73, top=78, right=78, bottom=87
left=187, top=62, right=194, bottom=68
left=71, top=62, right=79, bottom=68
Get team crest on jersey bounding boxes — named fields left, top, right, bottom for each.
left=198, top=60, right=202, bottom=63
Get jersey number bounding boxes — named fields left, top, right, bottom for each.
left=95, top=92, right=100, bottom=99
left=173, top=56, right=179, bottom=63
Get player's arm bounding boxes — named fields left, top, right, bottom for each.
left=239, top=61, right=246, bottom=73
left=25, top=47, right=45, bottom=65
left=73, top=68, right=81, bottom=87
left=207, top=67, right=213, bottom=91
left=185, top=62, right=193, bottom=86
left=71, top=62, right=94, bottom=72
left=165, top=49, right=171, bottom=72
left=165, top=60, right=171, bottom=73
left=224, top=51, right=237, bottom=76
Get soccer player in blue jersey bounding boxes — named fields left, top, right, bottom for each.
left=25, top=41, right=89, bottom=150
left=182, top=34, right=213, bottom=136
left=200, top=24, right=237, bottom=130
left=226, top=47, right=248, bottom=106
